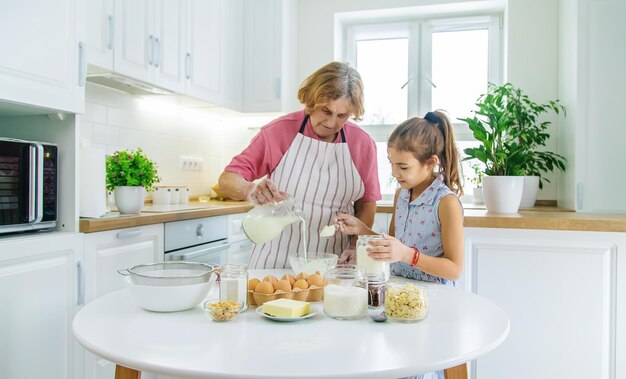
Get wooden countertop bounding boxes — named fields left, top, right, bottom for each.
left=377, top=203, right=626, bottom=233
left=79, top=200, right=253, bottom=233
left=80, top=201, right=626, bottom=234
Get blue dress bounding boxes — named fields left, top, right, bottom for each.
left=390, top=175, right=463, bottom=379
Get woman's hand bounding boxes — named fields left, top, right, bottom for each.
left=335, top=213, right=366, bottom=236
left=247, top=178, right=286, bottom=204
left=367, top=234, right=413, bottom=263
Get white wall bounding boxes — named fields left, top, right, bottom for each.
left=296, top=0, right=563, bottom=202
left=80, top=83, right=276, bottom=196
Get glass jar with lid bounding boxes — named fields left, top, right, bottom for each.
left=356, top=235, right=390, bottom=281
left=323, top=264, right=368, bottom=320
left=219, top=263, right=249, bottom=312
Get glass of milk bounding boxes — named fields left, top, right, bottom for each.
left=323, top=265, right=368, bottom=320
left=356, top=235, right=390, bottom=281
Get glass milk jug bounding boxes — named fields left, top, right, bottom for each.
left=323, top=265, right=368, bottom=320
left=356, top=235, right=390, bottom=281
left=242, top=195, right=303, bottom=244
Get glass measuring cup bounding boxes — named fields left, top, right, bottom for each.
left=242, top=195, right=304, bottom=244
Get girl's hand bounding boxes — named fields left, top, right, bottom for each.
left=335, top=213, right=365, bottom=236
left=338, top=248, right=356, bottom=264
left=367, top=234, right=413, bottom=263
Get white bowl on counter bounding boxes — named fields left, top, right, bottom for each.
left=123, top=276, right=213, bottom=312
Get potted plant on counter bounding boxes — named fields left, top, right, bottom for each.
left=468, top=161, right=485, bottom=205
left=106, top=148, right=161, bottom=214
left=460, top=83, right=566, bottom=213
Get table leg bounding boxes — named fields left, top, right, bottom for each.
left=444, top=363, right=468, bottom=379
left=115, top=364, right=141, bottom=379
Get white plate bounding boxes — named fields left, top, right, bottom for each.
left=256, top=306, right=318, bottom=322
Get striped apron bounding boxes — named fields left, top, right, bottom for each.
left=249, top=115, right=365, bottom=269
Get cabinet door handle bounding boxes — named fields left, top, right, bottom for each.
left=78, top=41, right=86, bottom=87
left=154, top=37, right=160, bottom=68
left=116, top=229, right=143, bottom=239
left=77, top=261, right=85, bottom=305
left=185, top=52, right=192, bottom=79
left=107, top=15, right=114, bottom=50
left=148, top=35, right=154, bottom=66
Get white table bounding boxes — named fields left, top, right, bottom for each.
left=73, top=270, right=509, bottom=379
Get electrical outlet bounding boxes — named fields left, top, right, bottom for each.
left=180, top=156, right=203, bottom=171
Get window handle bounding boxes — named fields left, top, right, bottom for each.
left=425, top=75, right=437, bottom=88
left=400, top=75, right=412, bottom=89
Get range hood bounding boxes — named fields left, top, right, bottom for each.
left=86, top=73, right=174, bottom=95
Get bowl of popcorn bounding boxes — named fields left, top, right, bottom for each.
left=204, top=300, right=242, bottom=322
left=384, top=282, right=428, bottom=323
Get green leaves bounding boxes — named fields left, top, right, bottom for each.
left=460, top=82, right=567, bottom=187
left=105, top=148, right=161, bottom=191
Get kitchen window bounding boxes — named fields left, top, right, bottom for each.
left=341, top=13, right=503, bottom=199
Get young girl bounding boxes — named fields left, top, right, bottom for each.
left=337, top=110, right=464, bottom=286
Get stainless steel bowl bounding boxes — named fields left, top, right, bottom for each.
left=118, top=262, right=217, bottom=286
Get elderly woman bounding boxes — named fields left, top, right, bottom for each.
left=219, top=61, right=381, bottom=269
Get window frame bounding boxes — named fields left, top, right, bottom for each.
left=342, top=13, right=503, bottom=142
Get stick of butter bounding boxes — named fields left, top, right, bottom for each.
left=262, top=298, right=311, bottom=318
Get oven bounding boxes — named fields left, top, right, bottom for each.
left=164, top=215, right=230, bottom=265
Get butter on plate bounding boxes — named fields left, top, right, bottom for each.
left=262, top=298, right=310, bottom=318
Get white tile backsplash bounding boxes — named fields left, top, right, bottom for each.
left=81, top=83, right=278, bottom=196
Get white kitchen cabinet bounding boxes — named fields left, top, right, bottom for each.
left=185, top=0, right=243, bottom=108
left=464, top=228, right=625, bottom=379
left=85, top=0, right=114, bottom=70
left=0, top=232, right=83, bottom=379
left=227, top=212, right=253, bottom=265
left=113, top=0, right=186, bottom=93
left=0, top=0, right=85, bottom=113
left=82, top=223, right=164, bottom=379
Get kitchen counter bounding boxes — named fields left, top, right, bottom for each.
left=80, top=200, right=626, bottom=234
left=79, top=200, right=253, bottom=233
left=378, top=203, right=626, bottom=232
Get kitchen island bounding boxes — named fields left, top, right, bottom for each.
left=73, top=270, right=509, bottom=379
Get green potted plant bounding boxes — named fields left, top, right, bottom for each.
left=460, top=83, right=566, bottom=212
left=106, top=148, right=161, bottom=214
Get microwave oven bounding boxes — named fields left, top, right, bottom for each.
left=0, top=138, right=58, bottom=234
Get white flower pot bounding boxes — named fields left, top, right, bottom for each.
left=520, top=176, right=540, bottom=208
left=472, top=187, right=484, bottom=204
left=114, top=186, right=146, bottom=214
left=482, top=176, right=524, bottom=213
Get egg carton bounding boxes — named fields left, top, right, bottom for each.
left=248, top=286, right=323, bottom=306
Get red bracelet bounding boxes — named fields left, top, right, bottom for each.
left=411, top=247, right=420, bottom=267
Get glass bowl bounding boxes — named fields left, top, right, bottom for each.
left=289, top=252, right=338, bottom=276
left=384, top=282, right=428, bottom=323
left=204, top=300, right=242, bottom=322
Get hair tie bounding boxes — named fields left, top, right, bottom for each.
left=424, top=112, right=441, bottom=125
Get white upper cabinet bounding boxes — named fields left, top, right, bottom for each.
left=112, top=0, right=186, bottom=93
left=243, top=0, right=282, bottom=112
left=185, top=0, right=243, bottom=108
left=0, top=0, right=85, bottom=113
left=85, top=0, right=114, bottom=70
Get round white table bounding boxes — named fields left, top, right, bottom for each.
left=73, top=270, right=509, bottom=379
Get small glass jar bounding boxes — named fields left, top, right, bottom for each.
left=323, top=264, right=368, bottom=320
left=219, top=263, right=249, bottom=312
left=384, top=282, right=428, bottom=323
left=367, top=273, right=387, bottom=309
left=356, top=235, right=390, bottom=281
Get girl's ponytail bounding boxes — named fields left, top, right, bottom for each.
left=433, top=110, right=463, bottom=196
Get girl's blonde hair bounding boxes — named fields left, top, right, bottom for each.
left=297, top=62, right=365, bottom=121
left=388, top=110, right=463, bottom=196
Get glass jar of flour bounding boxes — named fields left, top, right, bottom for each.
left=323, top=264, right=368, bottom=320
left=219, top=263, right=248, bottom=312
